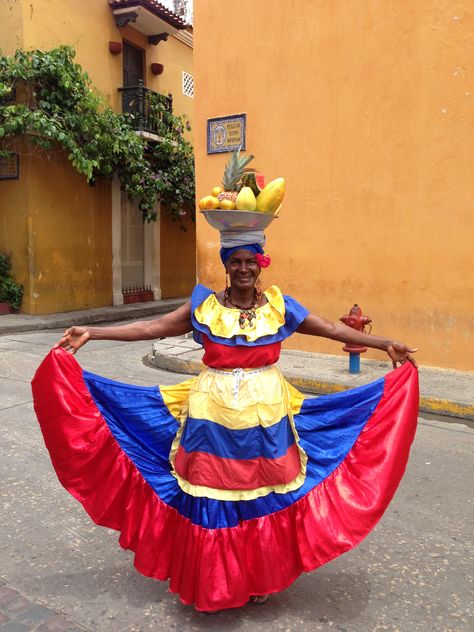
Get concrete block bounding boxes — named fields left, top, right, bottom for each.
left=3, top=596, right=34, bottom=617
left=17, top=605, right=56, bottom=627
left=0, top=587, right=18, bottom=606
left=0, top=621, right=32, bottom=632
left=36, top=617, right=84, bottom=631
left=163, top=346, right=195, bottom=356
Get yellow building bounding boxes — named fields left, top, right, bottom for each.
left=0, top=0, right=195, bottom=313
left=193, top=0, right=474, bottom=371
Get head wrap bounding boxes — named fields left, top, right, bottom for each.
left=220, top=243, right=264, bottom=266
left=220, top=229, right=265, bottom=249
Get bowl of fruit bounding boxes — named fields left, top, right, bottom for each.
left=199, top=150, right=284, bottom=231
left=201, top=209, right=277, bottom=231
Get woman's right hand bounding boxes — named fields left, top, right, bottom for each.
left=54, top=326, right=90, bottom=354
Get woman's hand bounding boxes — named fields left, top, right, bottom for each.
left=386, top=341, right=418, bottom=369
left=297, top=314, right=419, bottom=368
left=54, top=326, right=90, bottom=354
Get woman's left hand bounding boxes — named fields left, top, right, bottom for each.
left=387, top=342, right=418, bottom=369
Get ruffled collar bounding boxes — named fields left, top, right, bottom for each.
left=193, top=286, right=286, bottom=342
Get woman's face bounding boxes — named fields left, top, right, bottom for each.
left=225, top=250, right=260, bottom=291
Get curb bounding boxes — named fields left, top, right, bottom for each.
left=0, top=299, right=187, bottom=334
left=417, top=396, right=474, bottom=421
left=145, top=352, right=204, bottom=376
left=146, top=352, right=474, bottom=421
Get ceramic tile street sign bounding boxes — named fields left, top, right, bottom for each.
left=207, top=114, right=246, bottom=154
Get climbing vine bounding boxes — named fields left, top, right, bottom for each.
left=0, top=46, right=195, bottom=222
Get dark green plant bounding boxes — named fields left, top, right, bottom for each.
left=0, top=277, right=24, bottom=310
left=0, top=252, right=10, bottom=277
left=0, top=253, right=23, bottom=310
left=0, top=46, right=195, bottom=222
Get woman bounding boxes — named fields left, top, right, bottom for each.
left=32, top=243, right=418, bottom=613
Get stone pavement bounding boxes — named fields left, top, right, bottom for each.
left=0, top=579, right=87, bottom=631
left=1, top=299, right=472, bottom=420
left=1, top=330, right=473, bottom=631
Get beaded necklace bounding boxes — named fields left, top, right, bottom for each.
left=223, top=287, right=260, bottom=328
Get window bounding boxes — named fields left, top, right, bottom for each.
left=182, top=71, right=194, bottom=98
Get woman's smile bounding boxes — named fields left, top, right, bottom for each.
left=225, top=250, right=261, bottom=290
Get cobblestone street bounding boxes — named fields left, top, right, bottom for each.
left=1, top=328, right=473, bottom=631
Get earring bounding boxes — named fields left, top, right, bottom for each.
left=255, top=277, right=262, bottom=301
left=224, top=272, right=230, bottom=302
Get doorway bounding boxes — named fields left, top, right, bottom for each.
left=123, top=41, right=144, bottom=87
left=121, top=195, right=145, bottom=290
left=120, top=42, right=150, bottom=299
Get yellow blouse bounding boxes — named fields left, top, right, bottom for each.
left=193, top=285, right=286, bottom=342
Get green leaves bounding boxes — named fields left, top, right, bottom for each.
left=0, top=254, right=23, bottom=310
left=0, top=46, right=195, bottom=222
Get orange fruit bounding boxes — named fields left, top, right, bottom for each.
left=199, top=195, right=220, bottom=210
left=219, top=199, right=236, bottom=210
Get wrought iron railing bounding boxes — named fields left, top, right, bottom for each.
left=122, top=284, right=154, bottom=303
left=119, top=80, right=173, bottom=136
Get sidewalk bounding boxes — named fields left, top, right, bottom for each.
left=148, top=335, right=474, bottom=421
left=0, top=298, right=187, bottom=334
left=1, top=302, right=472, bottom=420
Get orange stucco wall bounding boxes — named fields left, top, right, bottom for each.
left=25, top=153, right=112, bottom=313
left=17, top=0, right=122, bottom=107
left=0, top=149, right=112, bottom=314
left=193, top=1, right=474, bottom=370
left=0, top=0, right=194, bottom=312
left=0, top=0, right=23, bottom=53
left=160, top=210, right=196, bottom=299
left=0, top=143, right=30, bottom=304
left=8, top=1, right=193, bottom=119
left=0, top=0, right=117, bottom=313
left=152, top=33, right=194, bottom=140
left=119, top=22, right=194, bottom=130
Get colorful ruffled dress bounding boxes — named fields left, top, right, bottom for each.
left=32, top=284, right=419, bottom=612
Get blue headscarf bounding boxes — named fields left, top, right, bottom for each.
left=220, top=243, right=264, bottom=266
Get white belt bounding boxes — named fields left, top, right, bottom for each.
left=207, top=365, right=273, bottom=405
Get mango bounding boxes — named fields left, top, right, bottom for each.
left=255, top=177, right=285, bottom=214
left=236, top=186, right=257, bottom=211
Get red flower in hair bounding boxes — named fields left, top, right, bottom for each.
left=255, top=253, right=271, bottom=268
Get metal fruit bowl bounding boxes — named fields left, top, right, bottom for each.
left=200, top=209, right=278, bottom=231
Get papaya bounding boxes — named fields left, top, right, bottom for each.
left=255, top=177, right=285, bottom=214
left=236, top=186, right=257, bottom=211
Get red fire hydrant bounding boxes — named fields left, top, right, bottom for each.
left=340, top=304, right=372, bottom=373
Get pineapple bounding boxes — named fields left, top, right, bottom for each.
left=217, top=150, right=255, bottom=207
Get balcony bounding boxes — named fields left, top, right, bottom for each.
left=119, top=79, right=173, bottom=141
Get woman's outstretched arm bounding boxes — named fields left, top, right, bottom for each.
left=297, top=313, right=417, bottom=368
left=55, top=301, right=192, bottom=354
